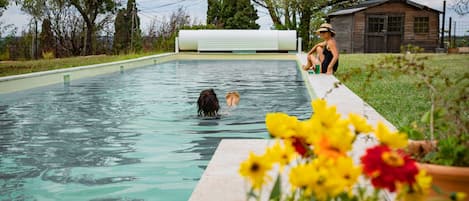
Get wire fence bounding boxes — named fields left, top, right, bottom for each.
left=444, top=20, right=469, bottom=47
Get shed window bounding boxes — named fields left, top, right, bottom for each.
left=368, top=17, right=385, bottom=33
left=414, top=17, right=429, bottom=33
left=388, top=16, right=403, bottom=32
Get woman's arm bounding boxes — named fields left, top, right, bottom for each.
left=307, top=41, right=326, bottom=55
left=326, top=40, right=339, bottom=75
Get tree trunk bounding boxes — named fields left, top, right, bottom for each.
left=284, top=0, right=290, bottom=29
left=299, top=1, right=312, bottom=50
left=86, top=22, right=95, bottom=55
left=70, top=1, right=96, bottom=55
left=35, top=19, right=39, bottom=59
left=264, top=0, right=283, bottom=29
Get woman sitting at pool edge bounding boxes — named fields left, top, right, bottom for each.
left=302, top=23, right=339, bottom=75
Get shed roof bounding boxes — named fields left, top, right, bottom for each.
left=328, top=0, right=442, bottom=16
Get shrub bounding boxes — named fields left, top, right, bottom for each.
left=42, top=51, right=55, bottom=60
left=0, top=49, right=10, bottom=61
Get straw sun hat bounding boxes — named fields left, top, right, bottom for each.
left=316, top=23, right=336, bottom=36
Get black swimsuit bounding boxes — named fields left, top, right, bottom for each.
left=321, top=45, right=339, bottom=73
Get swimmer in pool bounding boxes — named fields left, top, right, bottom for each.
left=225, top=91, right=240, bottom=107
left=197, top=89, right=220, bottom=117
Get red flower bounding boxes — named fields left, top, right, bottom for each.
left=291, top=137, right=309, bottom=157
left=361, top=145, right=418, bottom=192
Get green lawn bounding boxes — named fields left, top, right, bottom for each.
left=0, top=52, right=165, bottom=77
left=336, top=53, right=469, bottom=131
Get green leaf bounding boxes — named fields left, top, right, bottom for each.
left=432, top=184, right=444, bottom=195
left=269, top=174, right=281, bottom=201
left=420, top=110, right=430, bottom=123
left=247, top=187, right=258, bottom=199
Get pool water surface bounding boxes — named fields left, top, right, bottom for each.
left=0, top=60, right=311, bottom=201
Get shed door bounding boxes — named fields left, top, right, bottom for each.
left=366, top=15, right=386, bottom=53
left=386, top=16, right=404, bottom=53
left=366, top=15, right=403, bottom=53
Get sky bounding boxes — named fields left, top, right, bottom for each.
left=1, top=0, right=468, bottom=36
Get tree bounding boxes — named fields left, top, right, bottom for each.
left=113, top=0, right=142, bottom=54
left=252, top=0, right=361, bottom=48
left=0, top=0, right=11, bottom=38
left=207, top=0, right=260, bottom=29
left=453, top=0, right=469, bottom=15
left=68, top=0, right=118, bottom=55
left=150, top=7, right=192, bottom=52
left=14, top=0, right=47, bottom=59
left=40, top=18, right=55, bottom=55
left=0, top=24, right=17, bottom=60
left=0, top=0, right=8, bottom=16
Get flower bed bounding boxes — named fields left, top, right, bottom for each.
left=239, top=99, right=466, bottom=201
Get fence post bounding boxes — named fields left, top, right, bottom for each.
left=298, top=37, right=302, bottom=54
left=175, top=37, right=179, bottom=53
left=440, top=0, right=446, bottom=48
left=449, top=17, right=452, bottom=47
left=453, top=21, right=457, bottom=47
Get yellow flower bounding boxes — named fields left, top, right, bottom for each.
left=290, top=157, right=349, bottom=201
left=265, top=140, right=297, bottom=169
left=310, top=99, right=342, bottom=132
left=312, top=119, right=355, bottom=158
left=451, top=192, right=467, bottom=201
left=374, top=121, right=408, bottom=149
left=308, top=166, right=345, bottom=201
left=348, top=113, right=373, bottom=134
left=289, top=163, right=316, bottom=196
left=335, top=156, right=361, bottom=188
left=265, top=113, right=298, bottom=139
left=296, top=119, right=315, bottom=143
left=239, top=152, right=272, bottom=189
left=398, top=170, right=432, bottom=201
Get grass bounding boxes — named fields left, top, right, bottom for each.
left=336, top=53, right=469, bottom=132
left=0, top=51, right=165, bottom=77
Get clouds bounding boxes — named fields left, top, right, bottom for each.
left=1, top=4, right=29, bottom=32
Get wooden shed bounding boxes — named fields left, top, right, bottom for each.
left=328, top=0, right=441, bottom=53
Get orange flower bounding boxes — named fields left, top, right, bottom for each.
left=314, top=136, right=346, bottom=159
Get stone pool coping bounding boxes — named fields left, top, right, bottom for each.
left=189, top=53, right=396, bottom=201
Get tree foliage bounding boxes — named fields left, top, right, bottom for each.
left=207, top=0, right=260, bottom=29
left=453, top=0, right=469, bottom=15
left=14, top=0, right=46, bottom=18
left=252, top=0, right=361, bottom=49
left=40, top=18, right=55, bottom=54
left=0, top=0, right=7, bottom=8
left=68, top=0, right=118, bottom=55
left=114, top=0, right=142, bottom=54
left=0, top=0, right=8, bottom=16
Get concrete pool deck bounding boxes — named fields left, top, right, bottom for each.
left=189, top=53, right=396, bottom=201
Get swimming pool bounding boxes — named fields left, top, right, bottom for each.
left=0, top=59, right=311, bottom=201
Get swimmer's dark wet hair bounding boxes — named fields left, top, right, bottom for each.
left=198, top=88, right=220, bottom=117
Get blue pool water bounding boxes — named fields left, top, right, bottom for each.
left=0, top=60, right=311, bottom=201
